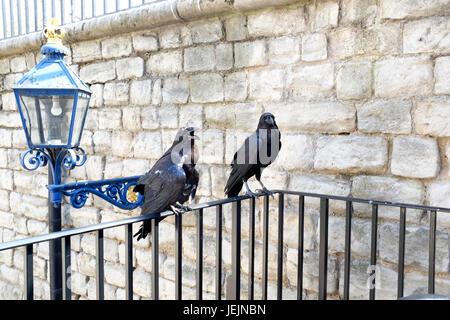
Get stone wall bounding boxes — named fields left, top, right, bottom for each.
left=0, top=0, right=450, bottom=300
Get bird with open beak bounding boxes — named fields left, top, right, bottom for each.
left=133, top=127, right=200, bottom=240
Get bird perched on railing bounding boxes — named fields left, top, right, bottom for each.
left=224, top=113, right=281, bottom=198
left=133, top=127, right=199, bottom=240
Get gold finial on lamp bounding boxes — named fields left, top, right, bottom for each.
left=43, top=18, right=66, bottom=45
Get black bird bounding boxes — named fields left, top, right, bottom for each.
left=133, top=127, right=199, bottom=240
left=224, top=113, right=281, bottom=198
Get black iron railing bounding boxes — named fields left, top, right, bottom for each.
left=1, top=190, right=449, bottom=300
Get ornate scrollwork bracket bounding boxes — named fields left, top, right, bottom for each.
left=49, top=176, right=144, bottom=210
left=22, top=148, right=143, bottom=210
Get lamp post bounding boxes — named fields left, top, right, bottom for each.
left=12, top=19, right=143, bottom=299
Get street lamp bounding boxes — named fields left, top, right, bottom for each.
left=12, top=19, right=143, bottom=299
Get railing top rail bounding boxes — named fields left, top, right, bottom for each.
left=273, top=190, right=450, bottom=213
left=1, top=190, right=449, bottom=251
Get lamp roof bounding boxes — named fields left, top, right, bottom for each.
left=13, top=58, right=91, bottom=93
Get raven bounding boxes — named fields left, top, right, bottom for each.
left=133, top=127, right=199, bottom=240
left=224, top=113, right=281, bottom=198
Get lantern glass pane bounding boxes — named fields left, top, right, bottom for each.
left=71, top=92, right=91, bottom=147
left=19, top=95, right=75, bottom=147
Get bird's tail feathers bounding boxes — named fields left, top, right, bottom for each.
left=225, top=179, right=243, bottom=198
left=133, top=221, right=152, bottom=240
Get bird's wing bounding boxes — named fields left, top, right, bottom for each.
left=225, top=133, right=260, bottom=194
left=141, top=157, right=186, bottom=215
left=188, top=167, right=200, bottom=202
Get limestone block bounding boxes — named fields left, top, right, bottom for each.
left=103, top=82, right=129, bottom=106
left=391, top=136, right=440, bottom=179
left=190, top=73, right=223, bottom=103
left=274, top=134, right=314, bottom=171
left=234, top=41, right=267, bottom=68
left=130, top=79, right=152, bottom=106
left=225, top=14, right=247, bottom=41
left=264, top=102, right=355, bottom=133
left=414, top=99, right=450, bottom=137
left=247, top=6, right=306, bottom=37
left=116, top=57, right=144, bottom=80
left=80, top=61, right=116, bottom=84
left=224, top=72, right=248, bottom=102
left=101, top=36, right=132, bottom=59
left=216, top=43, right=233, bottom=71
left=132, top=32, right=158, bottom=52
left=357, top=100, right=412, bottom=134
left=162, top=78, right=189, bottom=104
left=380, top=0, right=450, bottom=19
left=184, top=46, right=215, bottom=72
left=301, top=33, right=327, bottom=62
left=189, top=18, right=223, bottom=43
left=287, top=62, right=334, bottom=99
left=269, top=36, right=301, bottom=64
left=336, top=61, right=372, bottom=100
left=403, top=17, right=450, bottom=54
left=98, top=108, right=122, bottom=130
left=72, top=40, right=101, bottom=63
left=248, top=68, right=284, bottom=101
left=315, top=135, right=388, bottom=174
left=374, top=57, right=432, bottom=98
left=10, top=56, right=27, bottom=73
left=147, top=51, right=183, bottom=75
left=434, top=56, right=450, bottom=95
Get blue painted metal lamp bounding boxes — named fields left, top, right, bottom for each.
left=13, top=19, right=143, bottom=211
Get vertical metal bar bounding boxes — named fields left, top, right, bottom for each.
left=9, top=0, right=15, bottom=37
left=96, top=229, right=104, bottom=300
left=2, top=0, right=7, bottom=38
left=215, top=205, right=222, bottom=300
left=175, top=211, right=183, bottom=300
left=397, top=207, right=406, bottom=299
left=116, top=0, right=119, bottom=11
left=196, top=209, right=204, bottom=300
left=60, top=0, right=65, bottom=24
left=33, top=0, right=37, bottom=31
left=248, top=198, right=255, bottom=300
left=128, top=0, right=131, bottom=8
left=24, top=244, right=34, bottom=300
left=262, top=195, right=269, bottom=300
left=369, top=204, right=378, bottom=300
left=62, top=236, right=71, bottom=300
left=428, top=210, right=437, bottom=294
left=103, top=0, right=106, bottom=14
left=92, top=0, right=96, bottom=16
left=42, top=0, right=47, bottom=27
left=70, top=0, right=73, bottom=22
left=152, top=219, right=159, bottom=300
left=25, top=0, right=29, bottom=34
left=230, top=201, right=241, bottom=300
left=318, top=197, right=329, bottom=300
left=343, top=201, right=352, bottom=300
left=17, top=0, right=22, bottom=35
left=125, top=224, right=133, bottom=300
left=297, top=195, right=304, bottom=300
left=81, top=0, right=85, bottom=19
left=277, top=193, right=284, bottom=300
left=51, top=0, right=55, bottom=17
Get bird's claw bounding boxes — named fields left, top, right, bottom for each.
left=170, top=205, right=186, bottom=216
left=245, top=190, right=257, bottom=198
left=256, top=188, right=275, bottom=199
left=175, top=202, right=192, bottom=212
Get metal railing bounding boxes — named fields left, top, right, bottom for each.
left=0, top=0, right=162, bottom=40
left=1, top=189, right=449, bottom=300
